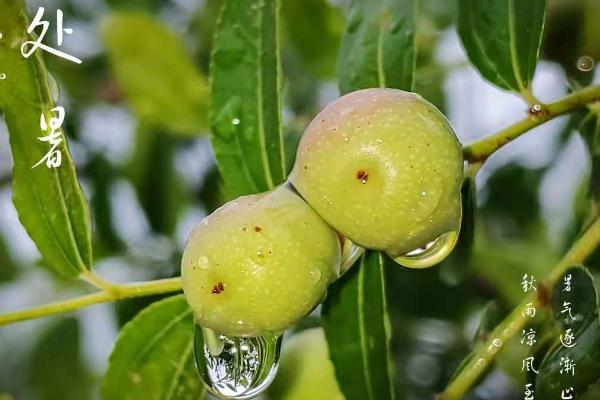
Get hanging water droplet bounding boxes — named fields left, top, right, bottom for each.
left=232, top=118, right=241, bottom=126
left=576, top=56, right=594, bottom=72
left=0, top=73, right=6, bottom=80
left=340, top=237, right=364, bottom=275
left=194, top=326, right=282, bottom=399
left=391, top=230, right=460, bottom=269
left=309, top=268, right=322, bottom=284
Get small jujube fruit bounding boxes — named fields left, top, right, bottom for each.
left=181, top=185, right=341, bottom=337
left=289, top=88, right=463, bottom=267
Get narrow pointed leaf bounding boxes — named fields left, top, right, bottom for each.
left=102, top=295, right=204, bottom=400
left=30, top=318, right=92, bottom=400
left=322, top=2, right=417, bottom=396
left=457, top=0, right=546, bottom=93
left=338, top=0, right=417, bottom=94
left=0, top=0, right=92, bottom=278
left=323, top=252, right=396, bottom=400
left=550, top=266, right=599, bottom=332
left=101, top=12, right=209, bottom=136
left=576, top=109, right=600, bottom=204
left=281, top=0, right=344, bottom=78
left=537, top=320, right=600, bottom=398
left=210, top=0, right=286, bottom=198
left=537, top=267, right=600, bottom=397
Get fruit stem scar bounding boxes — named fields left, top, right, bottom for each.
left=254, top=225, right=262, bottom=232
left=211, top=282, right=225, bottom=294
left=356, top=170, right=368, bottom=183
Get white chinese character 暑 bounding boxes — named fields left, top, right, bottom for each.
left=522, top=274, right=537, bottom=293
left=21, top=8, right=81, bottom=64
left=563, top=274, right=572, bottom=292
left=561, top=387, right=574, bottom=399
left=524, top=383, right=534, bottom=400
left=522, top=357, right=538, bottom=374
left=520, top=328, right=537, bottom=346
left=522, top=303, right=536, bottom=318
left=559, top=357, right=576, bottom=376
left=560, top=328, right=577, bottom=348
left=32, top=107, right=64, bottom=169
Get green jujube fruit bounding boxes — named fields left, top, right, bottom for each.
left=289, top=88, right=463, bottom=268
left=181, top=185, right=341, bottom=337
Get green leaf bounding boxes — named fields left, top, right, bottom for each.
left=102, top=295, right=204, bottom=400
left=281, top=0, right=344, bottom=78
left=322, top=1, right=417, bottom=396
left=0, top=0, right=93, bottom=278
left=87, top=155, right=124, bottom=256
left=457, top=0, right=546, bottom=94
left=338, top=0, right=417, bottom=94
left=210, top=0, right=286, bottom=199
left=576, top=109, right=600, bottom=204
left=537, top=319, right=600, bottom=398
left=550, top=266, right=599, bottom=332
left=0, top=232, right=18, bottom=282
left=128, top=128, right=184, bottom=235
left=101, top=12, right=209, bottom=136
left=322, top=252, right=396, bottom=400
left=29, top=318, right=92, bottom=400
left=536, top=267, right=600, bottom=397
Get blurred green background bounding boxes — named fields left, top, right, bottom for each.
left=0, top=0, right=599, bottom=399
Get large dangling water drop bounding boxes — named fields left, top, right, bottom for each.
left=340, top=236, right=364, bottom=275
left=391, top=230, right=460, bottom=269
left=194, top=325, right=282, bottom=399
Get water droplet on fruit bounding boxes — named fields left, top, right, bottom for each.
left=232, top=118, right=241, bottom=126
left=0, top=73, right=6, bottom=80
left=576, top=56, right=594, bottom=72
left=194, top=325, right=282, bottom=399
left=0, top=33, right=3, bottom=39
left=340, top=237, right=364, bottom=275
left=197, top=256, right=210, bottom=270
left=391, top=230, right=460, bottom=269
left=421, top=191, right=427, bottom=197
left=309, top=268, right=322, bottom=284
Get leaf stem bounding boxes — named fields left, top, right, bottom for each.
left=463, top=85, right=600, bottom=163
left=438, top=216, right=600, bottom=400
left=0, top=277, right=183, bottom=327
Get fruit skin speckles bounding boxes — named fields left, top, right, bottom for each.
left=289, top=88, right=463, bottom=259
left=181, top=185, right=341, bottom=337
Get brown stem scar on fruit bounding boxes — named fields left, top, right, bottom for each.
left=356, top=170, right=368, bottom=183
left=211, top=282, right=225, bottom=294
left=254, top=226, right=262, bottom=232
